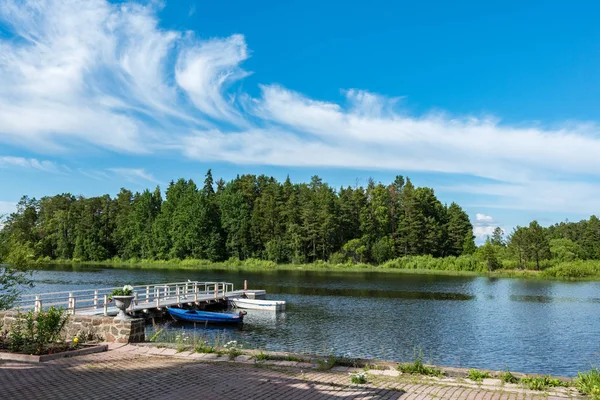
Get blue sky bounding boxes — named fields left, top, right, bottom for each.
left=1, top=0, right=600, bottom=241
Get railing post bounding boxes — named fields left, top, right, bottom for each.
left=72, top=296, right=77, bottom=314
left=214, top=283, right=218, bottom=299
left=103, top=294, right=108, bottom=316
left=146, top=286, right=150, bottom=303
left=94, top=290, right=99, bottom=309
left=176, top=286, right=181, bottom=305
left=194, top=282, right=198, bottom=302
left=244, top=280, right=247, bottom=291
left=34, top=295, right=41, bottom=313
left=68, top=292, right=74, bottom=314
left=133, top=292, right=139, bottom=308
left=164, top=285, right=168, bottom=298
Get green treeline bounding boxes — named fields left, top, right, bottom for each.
left=0, top=171, right=475, bottom=265
left=1, top=170, right=600, bottom=279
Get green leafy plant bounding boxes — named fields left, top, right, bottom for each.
left=467, top=369, right=492, bottom=382
left=501, top=369, right=518, bottom=384
left=7, top=306, right=69, bottom=355
left=350, top=371, right=367, bottom=384
left=520, top=375, right=569, bottom=391
left=108, top=284, right=133, bottom=300
left=397, top=351, right=443, bottom=377
left=194, top=340, right=215, bottom=354
left=223, top=340, right=243, bottom=360
left=575, top=368, right=600, bottom=399
left=254, top=351, right=271, bottom=361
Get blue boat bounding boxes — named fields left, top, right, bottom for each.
left=167, top=307, right=245, bottom=324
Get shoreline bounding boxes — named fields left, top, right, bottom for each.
left=35, top=258, right=600, bottom=281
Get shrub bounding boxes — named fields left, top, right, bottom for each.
left=7, top=306, right=69, bottom=355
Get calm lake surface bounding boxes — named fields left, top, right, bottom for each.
left=24, top=265, right=600, bottom=376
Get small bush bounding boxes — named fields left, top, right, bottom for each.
left=576, top=368, right=600, bottom=399
left=7, top=307, right=69, bottom=355
left=468, top=369, right=491, bottom=382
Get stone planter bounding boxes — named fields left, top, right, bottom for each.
left=0, top=344, right=108, bottom=363
left=112, top=295, right=135, bottom=320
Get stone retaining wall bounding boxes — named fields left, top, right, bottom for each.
left=0, top=311, right=145, bottom=343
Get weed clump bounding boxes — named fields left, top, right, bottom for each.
left=575, top=368, right=600, bottom=399
left=501, top=369, right=518, bottom=384
left=467, top=369, right=491, bottom=382
left=520, top=375, right=569, bottom=391
left=397, top=352, right=443, bottom=377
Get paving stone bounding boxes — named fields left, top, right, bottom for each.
left=0, top=347, right=573, bottom=400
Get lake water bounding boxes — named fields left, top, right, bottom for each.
left=23, top=265, right=600, bottom=376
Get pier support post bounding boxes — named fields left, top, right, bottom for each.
left=34, top=296, right=41, bottom=313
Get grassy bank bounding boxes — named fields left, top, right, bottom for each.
left=36, top=255, right=600, bottom=281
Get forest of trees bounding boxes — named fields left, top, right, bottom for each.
left=1, top=170, right=599, bottom=278
left=0, top=171, right=476, bottom=265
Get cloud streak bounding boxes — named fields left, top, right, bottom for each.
left=2, top=0, right=600, bottom=214
left=0, top=156, right=61, bottom=173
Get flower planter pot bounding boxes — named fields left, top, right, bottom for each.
left=112, top=295, right=135, bottom=320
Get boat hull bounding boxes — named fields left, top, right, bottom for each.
left=167, top=308, right=244, bottom=324
left=230, top=298, right=286, bottom=311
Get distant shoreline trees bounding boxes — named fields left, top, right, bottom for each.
left=1, top=170, right=599, bottom=273
left=0, top=171, right=475, bottom=265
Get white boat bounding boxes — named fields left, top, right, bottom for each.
left=230, top=298, right=286, bottom=311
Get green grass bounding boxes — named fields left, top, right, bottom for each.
left=519, top=375, right=570, bottom=391
left=575, top=368, right=600, bottom=399
left=467, top=369, right=491, bottom=382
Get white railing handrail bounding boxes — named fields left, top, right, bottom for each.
left=17, top=281, right=227, bottom=298
left=11, top=281, right=236, bottom=314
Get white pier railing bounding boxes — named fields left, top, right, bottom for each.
left=12, top=281, right=235, bottom=316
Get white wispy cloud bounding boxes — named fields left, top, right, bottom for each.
left=0, top=156, right=60, bottom=173
left=108, top=168, right=160, bottom=184
left=2, top=0, right=600, bottom=215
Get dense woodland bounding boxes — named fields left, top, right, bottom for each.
left=1, top=170, right=600, bottom=277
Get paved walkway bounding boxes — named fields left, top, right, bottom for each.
left=0, top=344, right=582, bottom=400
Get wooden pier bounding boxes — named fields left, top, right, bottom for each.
left=13, top=281, right=266, bottom=318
